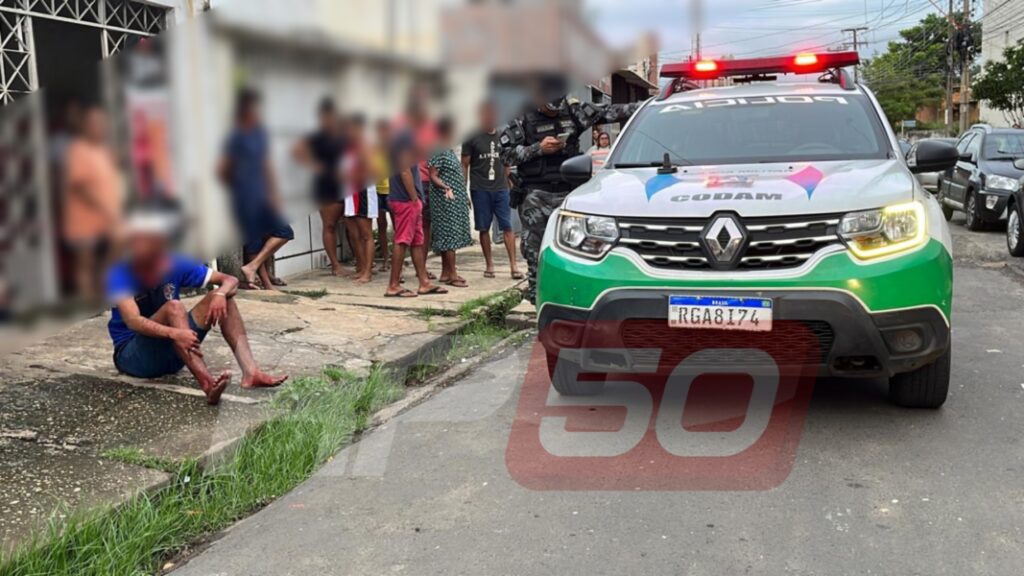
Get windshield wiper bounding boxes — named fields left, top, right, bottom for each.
left=989, top=156, right=1022, bottom=161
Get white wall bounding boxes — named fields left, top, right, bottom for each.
left=979, top=0, right=1024, bottom=127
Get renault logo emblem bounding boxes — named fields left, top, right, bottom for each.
left=703, top=215, right=747, bottom=266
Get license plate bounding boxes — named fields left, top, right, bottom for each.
left=668, top=296, right=773, bottom=332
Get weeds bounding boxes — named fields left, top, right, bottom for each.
left=283, top=288, right=328, bottom=300
left=0, top=367, right=402, bottom=576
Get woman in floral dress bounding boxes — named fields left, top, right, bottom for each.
left=427, top=117, right=473, bottom=287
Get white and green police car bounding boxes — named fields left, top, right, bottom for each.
left=536, top=52, right=960, bottom=408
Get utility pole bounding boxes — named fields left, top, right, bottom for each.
left=842, top=27, right=869, bottom=82
left=692, top=0, right=703, bottom=60
left=958, top=0, right=972, bottom=133
left=945, top=0, right=955, bottom=134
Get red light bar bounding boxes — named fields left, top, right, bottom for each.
left=661, top=51, right=859, bottom=80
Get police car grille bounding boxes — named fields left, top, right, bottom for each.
left=617, top=214, right=844, bottom=271
left=620, top=320, right=835, bottom=367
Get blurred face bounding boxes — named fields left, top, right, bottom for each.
left=81, top=109, right=107, bottom=142
left=376, top=123, right=391, bottom=147
left=242, top=101, right=262, bottom=126
left=320, top=109, right=337, bottom=132
left=479, top=104, right=497, bottom=132
left=129, top=232, right=168, bottom=269
left=599, top=133, right=611, bottom=148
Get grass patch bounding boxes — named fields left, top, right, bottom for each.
left=0, top=367, right=403, bottom=576
left=101, top=448, right=182, bottom=475
left=283, top=288, right=328, bottom=300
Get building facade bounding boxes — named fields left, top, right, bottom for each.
left=979, top=0, right=1024, bottom=127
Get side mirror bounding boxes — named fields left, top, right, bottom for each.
left=910, top=141, right=959, bottom=175
left=561, top=154, right=593, bottom=185
left=1014, top=159, right=1024, bottom=171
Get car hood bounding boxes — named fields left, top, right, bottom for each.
left=981, top=159, right=1024, bottom=179
left=563, top=159, right=916, bottom=218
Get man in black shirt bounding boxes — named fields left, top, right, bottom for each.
left=462, top=101, right=523, bottom=281
left=293, top=98, right=349, bottom=276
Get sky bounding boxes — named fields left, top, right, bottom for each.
left=586, top=0, right=952, bottom=63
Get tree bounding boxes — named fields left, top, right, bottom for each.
left=973, top=41, right=1024, bottom=127
left=861, top=14, right=981, bottom=126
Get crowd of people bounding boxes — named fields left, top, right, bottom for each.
left=221, top=89, right=523, bottom=299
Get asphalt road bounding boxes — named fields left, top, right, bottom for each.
left=174, top=221, right=1024, bottom=576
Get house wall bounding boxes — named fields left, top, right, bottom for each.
left=979, top=0, right=1024, bottom=127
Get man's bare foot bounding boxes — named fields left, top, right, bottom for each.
left=331, top=265, right=346, bottom=277
left=200, top=371, right=232, bottom=406
left=237, top=262, right=258, bottom=284
left=241, top=371, right=289, bottom=389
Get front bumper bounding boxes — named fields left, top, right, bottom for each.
left=536, top=239, right=954, bottom=378
left=538, top=291, right=949, bottom=377
left=977, top=189, right=1012, bottom=221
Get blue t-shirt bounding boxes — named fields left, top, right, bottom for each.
left=106, top=255, right=213, bottom=347
left=225, top=126, right=270, bottom=204
left=388, top=130, right=422, bottom=203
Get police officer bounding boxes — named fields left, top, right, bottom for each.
left=499, top=81, right=640, bottom=304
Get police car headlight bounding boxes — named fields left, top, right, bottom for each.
left=986, top=175, right=1020, bottom=193
left=839, top=201, right=927, bottom=260
left=556, top=211, right=619, bottom=259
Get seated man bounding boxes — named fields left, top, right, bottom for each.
left=107, top=212, right=287, bottom=405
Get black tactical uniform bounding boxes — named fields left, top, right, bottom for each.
left=499, top=97, right=641, bottom=304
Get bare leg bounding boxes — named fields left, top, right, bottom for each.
left=353, top=218, right=374, bottom=283
left=152, top=300, right=230, bottom=405
left=240, top=236, right=289, bottom=286
left=480, top=232, right=495, bottom=276
left=387, top=243, right=408, bottom=294
left=503, top=230, right=521, bottom=277
left=257, top=262, right=273, bottom=292
left=191, top=294, right=287, bottom=389
left=411, top=244, right=435, bottom=292
left=377, top=210, right=390, bottom=267
left=320, top=203, right=346, bottom=275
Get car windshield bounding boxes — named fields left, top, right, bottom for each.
left=983, top=133, right=1024, bottom=160
left=609, top=92, right=890, bottom=167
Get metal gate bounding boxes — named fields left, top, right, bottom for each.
left=0, top=0, right=168, bottom=104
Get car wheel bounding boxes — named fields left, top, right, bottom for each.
left=964, top=191, right=984, bottom=231
left=889, top=347, right=950, bottom=409
left=547, top=353, right=605, bottom=396
left=1008, top=202, right=1024, bottom=257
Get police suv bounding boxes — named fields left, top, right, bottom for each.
left=536, top=52, right=960, bottom=408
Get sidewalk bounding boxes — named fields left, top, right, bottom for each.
left=0, top=247, right=527, bottom=550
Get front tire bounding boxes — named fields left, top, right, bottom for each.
left=964, top=191, right=984, bottom=231
left=547, top=353, right=605, bottom=396
left=889, top=348, right=950, bottom=409
left=1007, top=201, right=1024, bottom=257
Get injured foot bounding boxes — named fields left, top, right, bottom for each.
left=201, top=370, right=232, bottom=406
left=241, top=371, right=289, bottom=389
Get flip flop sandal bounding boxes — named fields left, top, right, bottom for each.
left=483, top=271, right=496, bottom=279
left=511, top=271, right=525, bottom=280
left=385, top=289, right=418, bottom=298
left=239, top=280, right=263, bottom=290
left=445, top=279, right=469, bottom=288
left=418, top=286, right=449, bottom=296
left=270, top=277, right=288, bottom=287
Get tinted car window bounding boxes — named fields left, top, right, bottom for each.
left=956, top=133, right=976, bottom=155
left=610, top=93, right=889, bottom=167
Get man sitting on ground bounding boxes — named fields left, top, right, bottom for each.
left=107, top=211, right=287, bottom=405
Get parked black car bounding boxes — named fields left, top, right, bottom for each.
left=1006, top=159, right=1024, bottom=257
left=938, top=125, right=1024, bottom=231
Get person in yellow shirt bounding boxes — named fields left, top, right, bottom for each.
left=373, top=119, right=392, bottom=270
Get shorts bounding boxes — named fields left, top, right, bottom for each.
left=377, top=193, right=389, bottom=214
left=344, top=187, right=379, bottom=219
left=390, top=199, right=425, bottom=247
left=237, top=201, right=295, bottom=256
left=113, top=311, right=208, bottom=379
left=470, top=189, right=513, bottom=232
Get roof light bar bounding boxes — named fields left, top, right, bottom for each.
left=660, top=51, right=859, bottom=80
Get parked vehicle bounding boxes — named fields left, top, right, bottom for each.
left=908, top=138, right=957, bottom=193
left=937, top=125, right=1024, bottom=230
left=1006, top=159, right=1024, bottom=257
left=538, top=52, right=959, bottom=408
